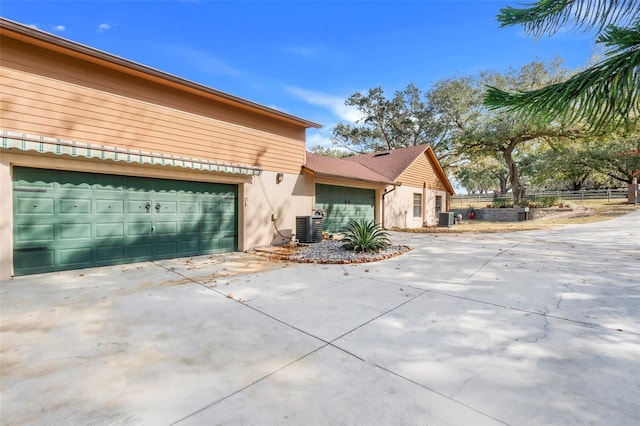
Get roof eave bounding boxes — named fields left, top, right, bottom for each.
left=302, top=167, right=396, bottom=186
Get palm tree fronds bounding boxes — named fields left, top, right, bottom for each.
left=485, top=40, right=640, bottom=131
left=486, top=18, right=640, bottom=132
left=497, top=0, right=640, bottom=37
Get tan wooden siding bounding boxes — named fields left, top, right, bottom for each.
left=1, top=37, right=307, bottom=174
left=398, top=153, right=446, bottom=191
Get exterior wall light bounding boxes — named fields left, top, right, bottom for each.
left=276, top=172, right=284, bottom=184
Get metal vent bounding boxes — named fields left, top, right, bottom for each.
left=296, top=215, right=323, bottom=243
left=438, top=212, right=454, bottom=227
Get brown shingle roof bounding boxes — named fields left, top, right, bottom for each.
left=344, top=145, right=428, bottom=181
left=304, top=145, right=454, bottom=194
left=303, top=153, right=395, bottom=185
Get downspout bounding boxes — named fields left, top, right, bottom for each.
left=382, top=185, right=397, bottom=229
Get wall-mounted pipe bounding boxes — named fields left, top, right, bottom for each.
left=381, top=185, right=397, bottom=229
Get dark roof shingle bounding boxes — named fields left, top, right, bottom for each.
left=304, top=153, right=394, bottom=184
left=303, top=145, right=454, bottom=194
left=344, top=145, right=428, bottom=181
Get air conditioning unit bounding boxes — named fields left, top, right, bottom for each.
left=438, top=212, right=454, bottom=227
left=296, top=215, right=323, bottom=243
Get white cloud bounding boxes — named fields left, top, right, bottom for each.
left=306, top=127, right=334, bottom=148
left=27, top=23, right=39, bottom=30
left=53, top=25, right=65, bottom=32
left=285, top=86, right=362, bottom=123
left=97, top=23, right=116, bottom=33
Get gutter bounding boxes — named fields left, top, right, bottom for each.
left=381, top=185, right=399, bottom=229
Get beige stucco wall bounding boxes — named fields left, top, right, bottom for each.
left=243, top=170, right=315, bottom=247
left=0, top=151, right=314, bottom=279
left=383, top=185, right=448, bottom=229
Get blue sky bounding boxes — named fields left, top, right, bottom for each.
left=2, top=1, right=598, bottom=148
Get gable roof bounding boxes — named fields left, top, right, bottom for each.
left=343, top=144, right=429, bottom=181
left=303, top=145, right=455, bottom=194
left=0, top=18, right=321, bottom=130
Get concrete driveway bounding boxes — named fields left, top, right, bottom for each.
left=1, top=211, right=639, bottom=425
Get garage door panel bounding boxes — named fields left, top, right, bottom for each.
left=96, top=200, right=124, bottom=214
left=220, top=217, right=236, bottom=228
left=156, top=201, right=177, bottom=214
left=127, top=200, right=151, bottom=214
left=15, top=197, right=55, bottom=215
left=154, top=241, right=178, bottom=257
left=59, top=198, right=92, bottom=214
left=155, top=221, right=178, bottom=235
left=178, top=239, right=200, bottom=253
left=128, top=222, right=152, bottom=236
left=219, top=235, right=237, bottom=250
left=96, top=245, right=125, bottom=263
left=15, top=224, right=55, bottom=243
left=58, top=247, right=93, bottom=267
left=13, top=167, right=238, bottom=275
left=180, top=202, right=199, bottom=214
left=14, top=248, right=54, bottom=272
left=127, top=243, right=152, bottom=260
left=96, top=223, right=125, bottom=238
left=59, top=223, right=92, bottom=240
left=202, top=202, right=219, bottom=213
left=179, top=221, right=200, bottom=234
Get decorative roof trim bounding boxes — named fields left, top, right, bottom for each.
left=1, top=130, right=262, bottom=176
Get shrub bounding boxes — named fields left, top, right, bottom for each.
left=492, top=197, right=514, bottom=208
left=342, top=219, right=391, bottom=253
left=526, top=196, right=561, bottom=208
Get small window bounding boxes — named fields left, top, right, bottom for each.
left=413, top=193, right=422, bottom=218
left=435, top=196, right=443, bottom=215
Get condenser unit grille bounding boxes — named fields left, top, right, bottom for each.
left=438, top=212, right=454, bottom=227
left=296, top=216, right=323, bottom=243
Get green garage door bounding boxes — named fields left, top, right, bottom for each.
left=315, top=184, right=375, bottom=233
left=13, top=167, right=237, bottom=276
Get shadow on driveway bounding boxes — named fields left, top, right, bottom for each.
left=1, top=211, right=639, bottom=425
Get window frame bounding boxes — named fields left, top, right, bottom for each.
left=413, top=193, right=422, bottom=218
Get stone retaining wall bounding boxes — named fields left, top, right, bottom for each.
left=450, top=207, right=573, bottom=222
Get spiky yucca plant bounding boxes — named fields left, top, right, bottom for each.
left=341, top=219, right=391, bottom=253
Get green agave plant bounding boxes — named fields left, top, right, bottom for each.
left=341, top=219, right=391, bottom=253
